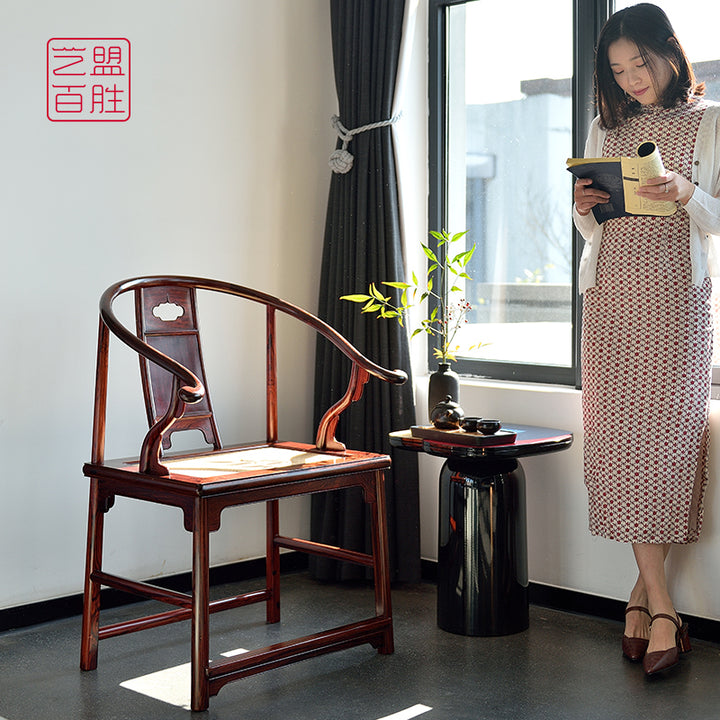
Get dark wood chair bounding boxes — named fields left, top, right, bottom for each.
left=80, top=276, right=407, bottom=711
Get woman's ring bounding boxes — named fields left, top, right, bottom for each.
left=664, top=183, right=669, bottom=193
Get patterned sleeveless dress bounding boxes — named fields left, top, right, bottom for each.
left=581, top=99, right=713, bottom=544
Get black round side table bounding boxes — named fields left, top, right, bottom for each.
left=390, top=424, right=573, bottom=637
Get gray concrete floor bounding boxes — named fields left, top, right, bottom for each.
left=1, top=573, right=720, bottom=719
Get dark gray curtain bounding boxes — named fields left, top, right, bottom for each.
left=310, top=0, right=420, bottom=583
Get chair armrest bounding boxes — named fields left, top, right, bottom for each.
left=310, top=334, right=407, bottom=452
left=232, top=283, right=408, bottom=452
left=247, top=284, right=408, bottom=387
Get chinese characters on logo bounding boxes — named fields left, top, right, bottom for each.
left=47, top=38, right=131, bottom=121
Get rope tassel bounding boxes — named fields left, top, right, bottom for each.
left=328, top=113, right=402, bottom=174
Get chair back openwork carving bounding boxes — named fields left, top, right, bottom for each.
left=81, top=275, right=407, bottom=711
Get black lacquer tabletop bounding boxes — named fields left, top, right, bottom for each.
left=389, top=424, right=573, bottom=460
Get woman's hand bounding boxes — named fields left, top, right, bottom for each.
left=574, top=178, right=611, bottom=216
left=636, top=172, right=696, bottom=205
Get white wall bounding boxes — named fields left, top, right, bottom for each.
left=0, top=0, right=335, bottom=610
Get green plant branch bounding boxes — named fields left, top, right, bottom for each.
left=341, top=230, right=484, bottom=363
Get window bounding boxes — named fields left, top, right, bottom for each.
left=429, top=0, right=720, bottom=387
left=429, top=0, right=579, bottom=384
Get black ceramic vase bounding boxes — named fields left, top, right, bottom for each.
left=428, top=363, right=460, bottom=421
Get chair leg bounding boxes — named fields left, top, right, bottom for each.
left=80, top=478, right=104, bottom=671
left=370, top=470, right=394, bottom=655
left=266, top=499, right=280, bottom=623
left=191, top=499, right=211, bottom=713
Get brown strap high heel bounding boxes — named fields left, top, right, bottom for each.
left=642, top=612, right=691, bottom=676
left=622, top=605, right=651, bottom=661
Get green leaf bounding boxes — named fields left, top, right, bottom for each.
left=380, top=308, right=402, bottom=319
left=422, top=244, right=439, bottom=263
left=383, top=281, right=411, bottom=289
left=450, top=247, right=476, bottom=267
left=369, top=283, right=388, bottom=301
left=340, top=294, right=372, bottom=303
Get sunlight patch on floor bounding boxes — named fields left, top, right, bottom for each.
left=376, top=705, right=433, bottom=720
left=120, top=651, right=432, bottom=716
left=119, top=648, right=248, bottom=710
left=120, top=661, right=192, bottom=709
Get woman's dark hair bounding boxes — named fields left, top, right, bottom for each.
left=594, top=3, right=704, bottom=129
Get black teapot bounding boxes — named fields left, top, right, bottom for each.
left=430, top=395, right=465, bottom=430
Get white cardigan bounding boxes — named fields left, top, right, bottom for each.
left=573, top=101, right=720, bottom=293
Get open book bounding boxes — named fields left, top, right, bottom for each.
left=567, top=141, right=677, bottom=222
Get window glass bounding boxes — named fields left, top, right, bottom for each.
left=445, top=1, right=574, bottom=369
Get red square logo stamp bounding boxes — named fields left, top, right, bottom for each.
left=47, top=38, right=131, bottom=122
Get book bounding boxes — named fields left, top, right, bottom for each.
left=566, top=141, right=676, bottom=222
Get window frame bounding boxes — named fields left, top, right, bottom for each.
left=428, top=0, right=612, bottom=387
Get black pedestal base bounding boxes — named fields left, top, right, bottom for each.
left=437, top=456, right=528, bottom=636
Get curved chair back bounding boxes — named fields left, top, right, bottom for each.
left=92, top=276, right=407, bottom=474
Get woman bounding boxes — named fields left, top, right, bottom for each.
left=573, top=3, right=720, bottom=676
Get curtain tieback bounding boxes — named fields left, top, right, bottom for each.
left=328, top=113, right=402, bottom=174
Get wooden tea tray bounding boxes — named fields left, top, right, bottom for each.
left=410, top=425, right=517, bottom=447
